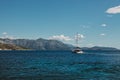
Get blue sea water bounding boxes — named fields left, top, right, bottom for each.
left=0, top=51, right=120, bottom=80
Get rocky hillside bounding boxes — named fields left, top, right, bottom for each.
left=0, top=38, right=71, bottom=50
left=0, top=42, right=26, bottom=50
left=82, top=46, right=119, bottom=51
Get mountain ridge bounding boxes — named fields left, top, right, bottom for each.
left=0, top=38, right=119, bottom=51
left=0, top=42, right=27, bottom=50
left=81, top=46, right=120, bottom=51
left=0, top=38, right=71, bottom=50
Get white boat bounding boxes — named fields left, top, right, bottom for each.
left=72, top=33, right=84, bottom=54
left=72, top=47, right=83, bottom=54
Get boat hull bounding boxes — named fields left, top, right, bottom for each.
left=72, top=49, right=84, bottom=54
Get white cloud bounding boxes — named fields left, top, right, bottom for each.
left=101, top=24, right=107, bottom=27
left=2, top=32, right=7, bottom=35
left=49, top=35, right=72, bottom=41
left=78, top=34, right=85, bottom=38
left=1, top=32, right=15, bottom=39
left=8, top=36, right=15, bottom=39
left=75, top=34, right=85, bottom=40
left=106, top=5, right=120, bottom=14
left=100, top=33, right=106, bottom=36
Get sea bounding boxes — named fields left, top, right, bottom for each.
left=0, top=50, right=120, bottom=80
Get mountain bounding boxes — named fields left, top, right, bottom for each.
left=0, top=42, right=26, bottom=50
left=81, top=46, right=120, bottom=51
left=0, top=38, right=71, bottom=50
left=0, top=38, right=119, bottom=51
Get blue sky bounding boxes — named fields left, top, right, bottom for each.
left=0, top=0, right=120, bottom=48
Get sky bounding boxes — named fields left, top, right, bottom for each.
left=0, top=0, right=120, bottom=48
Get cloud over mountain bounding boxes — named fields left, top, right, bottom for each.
left=1, top=32, right=15, bottom=39
left=75, top=34, right=85, bottom=40
left=49, top=35, right=72, bottom=41
left=2, top=32, right=7, bottom=35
